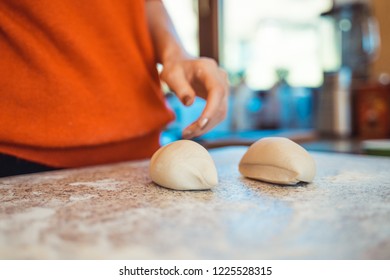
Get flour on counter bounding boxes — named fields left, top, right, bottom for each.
left=328, top=171, right=377, bottom=183
left=69, top=179, right=126, bottom=191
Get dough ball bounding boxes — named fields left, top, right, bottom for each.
left=149, top=140, right=218, bottom=190
left=239, top=137, right=316, bottom=185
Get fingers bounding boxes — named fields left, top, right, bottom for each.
left=182, top=62, right=229, bottom=139
left=182, top=87, right=228, bottom=139
left=161, top=57, right=229, bottom=139
left=182, top=117, right=209, bottom=139
left=160, top=65, right=196, bottom=106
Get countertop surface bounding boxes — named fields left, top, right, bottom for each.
left=1, top=147, right=390, bottom=259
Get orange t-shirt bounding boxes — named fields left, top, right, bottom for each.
left=0, top=0, right=174, bottom=167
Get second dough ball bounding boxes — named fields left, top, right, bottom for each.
left=149, top=140, right=218, bottom=190
left=239, top=137, right=316, bottom=185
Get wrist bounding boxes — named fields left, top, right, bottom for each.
left=160, top=47, right=192, bottom=66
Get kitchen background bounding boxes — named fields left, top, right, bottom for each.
left=2, top=0, right=390, bottom=262
left=161, top=0, right=390, bottom=156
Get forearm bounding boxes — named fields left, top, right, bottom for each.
left=145, top=0, right=228, bottom=139
left=145, top=0, right=191, bottom=65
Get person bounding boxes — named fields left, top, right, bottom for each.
left=0, top=0, right=229, bottom=177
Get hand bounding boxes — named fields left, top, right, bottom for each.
left=160, top=56, right=229, bottom=139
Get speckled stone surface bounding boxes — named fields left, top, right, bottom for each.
left=0, top=147, right=390, bottom=259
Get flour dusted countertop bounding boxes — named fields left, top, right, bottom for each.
left=1, top=147, right=390, bottom=259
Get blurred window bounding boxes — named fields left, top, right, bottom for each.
left=163, top=0, right=199, bottom=56
left=220, top=0, right=337, bottom=89
left=161, top=1, right=339, bottom=142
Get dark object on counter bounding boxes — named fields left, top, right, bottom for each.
left=322, top=1, right=380, bottom=80
left=317, top=1, right=380, bottom=139
left=0, top=154, right=56, bottom=177
left=353, top=82, right=390, bottom=139
left=316, top=68, right=352, bottom=138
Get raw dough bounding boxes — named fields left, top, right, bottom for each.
left=149, top=140, right=218, bottom=190
left=239, top=137, right=316, bottom=185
